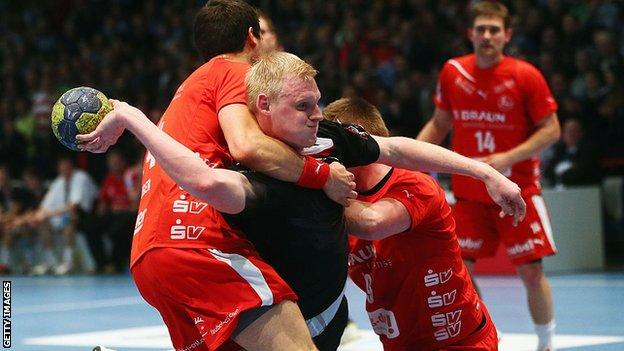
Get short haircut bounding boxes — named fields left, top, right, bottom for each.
left=193, top=0, right=260, bottom=61
left=470, top=1, right=511, bottom=29
left=323, top=97, right=390, bottom=137
left=246, top=52, right=317, bottom=111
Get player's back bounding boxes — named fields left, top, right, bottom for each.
left=349, top=169, right=483, bottom=350
left=130, top=57, right=252, bottom=267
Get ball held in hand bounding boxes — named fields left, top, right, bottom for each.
left=51, top=87, right=113, bottom=151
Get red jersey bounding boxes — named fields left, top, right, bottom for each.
left=434, top=54, right=558, bottom=203
left=348, top=169, right=484, bottom=350
left=130, top=58, right=252, bottom=267
left=98, top=174, right=133, bottom=211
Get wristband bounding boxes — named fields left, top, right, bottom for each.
left=296, top=156, right=330, bottom=189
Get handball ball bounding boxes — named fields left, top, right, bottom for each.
left=51, top=87, right=113, bottom=151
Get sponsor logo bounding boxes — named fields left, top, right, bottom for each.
left=170, top=219, right=206, bottom=240
left=427, top=289, right=457, bottom=308
left=368, top=308, right=400, bottom=339
left=424, top=268, right=453, bottom=287
left=458, top=238, right=483, bottom=250
left=497, top=94, right=514, bottom=111
left=133, top=208, right=147, bottom=235
left=349, top=244, right=375, bottom=265
left=507, top=238, right=545, bottom=256
left=402, top=190, right=414, bottom=199
left=493, top=79, right=515, bottom=93
left=172, top=196, right=208, bottom=214
left=210, top=308, right=240, bottom=336
left=433, top=320, right=462, bottom=341
left=454, top=110, right=506, bottom=123
left=344, top=124, right=370, bottom=140
left=431, top=309, right=462, bottom=327
left=141, top=179, right=151, bottom=198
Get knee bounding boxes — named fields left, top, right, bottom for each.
left=518, top=264, right=545, bottom=290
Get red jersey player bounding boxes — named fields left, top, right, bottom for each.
left=417, top=2, right=561, bottom=350
left=78, top=1, right=358, bottom=350
left=325, top=97, right=498, bottom=350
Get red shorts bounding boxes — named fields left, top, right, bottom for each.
left=441, top=305, right=498, bottom=350
left=453, top=195, right=557, bottom=266
left=132, top=247, right=297, bottom=351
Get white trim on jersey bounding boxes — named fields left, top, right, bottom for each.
left=448, top=59, right=476, bottom=83
left=207, top=248, right=274, bottom=306
left=531, top=195, right=557, bottom=251
left=301, top=137, right=334, bottom=156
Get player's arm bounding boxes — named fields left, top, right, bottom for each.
left=345, top=198, right=410, bottom=240
left=480, top=113, right=561, bottom=172
left=78, top=100, right=250, bottom=214
left=373, top=136, right=526, bottom=225
left=219, top=104, right=356, bottom=206
left=416, top=107, right=453, bottom=144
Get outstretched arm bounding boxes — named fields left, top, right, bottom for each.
left=374, top=136, right=526, bottom=225
left=345, top=199, right=410, bottom=240
left=77, top=100, right=250, bottom=214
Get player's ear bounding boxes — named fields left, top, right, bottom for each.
left=247, top=27, right=259, bottom=49
left=256, top=94, right=271, bottom=115
left=504, top=27, right=513, bottom=43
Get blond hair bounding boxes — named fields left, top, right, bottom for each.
left=246, top=52, right=317, bottom=111
left=323, top=97, right=390, bottom=137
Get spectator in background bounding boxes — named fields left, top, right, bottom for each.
left=0, top=167, right=45, bottom=274
left=259, top=11, right=283, bottom=53
left=30, top=155, right=98, bottom=275
left=544, top=118, right=601, bottom=187
left=88, top=150, right=135, bottom=273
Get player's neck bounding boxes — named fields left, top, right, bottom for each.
left=215, top=51, right=252, bottom=64
left=476, top=53, right=504, bottom=69
left=353, top=164, right=392, bottom=193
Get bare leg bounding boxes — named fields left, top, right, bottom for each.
left=517, top=262, right=555, bottom=350
left=517, top=262, right=553, bottom=324
left=234, top=300, right=318, bottom=351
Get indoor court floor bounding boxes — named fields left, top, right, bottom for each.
left=9, top=273, right=624, bottom=350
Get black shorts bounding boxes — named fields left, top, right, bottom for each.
left=313, top=296, right=349, bottom=351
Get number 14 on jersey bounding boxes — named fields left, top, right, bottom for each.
left=474, top=130, right=496, bottom=153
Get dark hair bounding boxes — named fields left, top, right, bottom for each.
left=193, top=0, right=261, bottom=61
left=470, top=1, right=511, bottom=30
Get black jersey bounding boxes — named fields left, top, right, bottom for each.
left=225, top=120, right=379, bottom=320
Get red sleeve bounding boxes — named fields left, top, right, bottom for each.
left=215, top=61, right=250, bottom=114
left=433, top=61, right=452, bottom=111
left=383, top=183, right=432, bottom=230
left=521, top=63, right=558, bottom=123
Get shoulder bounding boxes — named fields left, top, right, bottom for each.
left=508, top=57, right=543, bottom=78
left=195, top=58, right=250, bottom=82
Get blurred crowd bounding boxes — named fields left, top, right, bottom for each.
left=1, top=0, right=624, bottom=273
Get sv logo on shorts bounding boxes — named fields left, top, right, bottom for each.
left=367, top=308, right=400, bottom=339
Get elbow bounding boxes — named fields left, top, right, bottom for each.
left=355, top=212, right=387, bottom=240
left=229, top=141, right=256, bottom=164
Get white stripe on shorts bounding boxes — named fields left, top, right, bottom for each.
left=531, top=195, right=557, bottom=251
left=207, top=248, right=274, bottom=306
